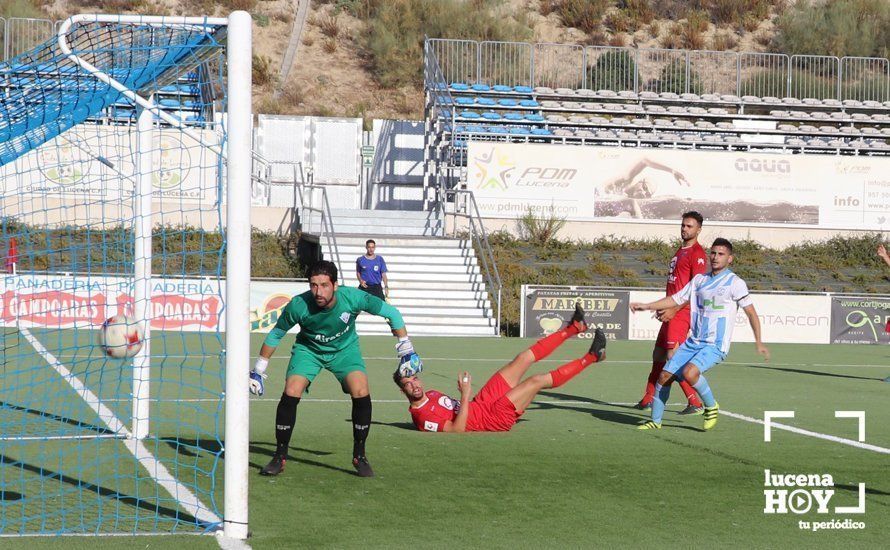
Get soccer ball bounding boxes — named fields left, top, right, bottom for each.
left=99, top=315, right=144, bottom=359
left=397, top=353, right=423, bottom=378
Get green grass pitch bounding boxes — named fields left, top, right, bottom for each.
left=1, top=332, right=888, bottom=549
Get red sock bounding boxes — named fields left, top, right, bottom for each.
left=641, top=361, right=665, bottom=403
left=530, top=324, right=580, bottom=361
left=679, top=379, right=702, bottom=407
left=549, top=353, right=597, bottom=388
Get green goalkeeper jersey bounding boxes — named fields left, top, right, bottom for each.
left=263, top=286, right=405, bottom=354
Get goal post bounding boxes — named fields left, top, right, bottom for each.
left=0, top=11, right=252, bottom=539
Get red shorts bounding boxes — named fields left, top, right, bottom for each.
left=466, top=372, right=521, bottom=432
left=886, top=319, right=890, bottom=333
left=655, top=312, right=691, bottom=350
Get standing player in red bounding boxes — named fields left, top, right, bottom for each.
left=634, top=211, right=708, bottom=414
left=393, top=304, right=607, bottom=433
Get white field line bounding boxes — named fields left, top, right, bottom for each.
left=20, top=327, right=222, bottom=528
left=719, top=410, right=890, bottom=455
left=98, top=395, right=890, bottom=456
left=0, top=531, right=215, bottom=538
left=0, top=434, right=123, bottom=442
left=51, top=354, right=890, bottom=368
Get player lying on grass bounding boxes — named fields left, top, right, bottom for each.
left=249, top=260, right=415, bottom=477
left=630, top=238, right=769, bottom=431
left=393, top=304, right=606, bottom=432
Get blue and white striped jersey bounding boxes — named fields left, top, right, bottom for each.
left=671, top=269, right=754, bottom=354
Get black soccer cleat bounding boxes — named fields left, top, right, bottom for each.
left=570, top=301, right=588, bottom=332
left=352, top=456, right=375, bottom=478
left=259, top=454, right=286, bottom=476
left=589, top=328, right=606, bottom=362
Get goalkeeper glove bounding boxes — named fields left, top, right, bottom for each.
left=398, top=353, right=423, bottom=378
left=249, top=357, right=269, bottom=396
left=395, top=336, right=414, bottom=358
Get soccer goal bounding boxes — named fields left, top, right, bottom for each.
left=0, top=12, right=251, bottom=539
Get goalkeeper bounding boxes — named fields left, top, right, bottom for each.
left=250, top=260, right=415, bottom=478
left=393, top=304, right=606, bottom=432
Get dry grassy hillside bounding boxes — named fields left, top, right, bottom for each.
left=8, top=0, right=889, bottom=122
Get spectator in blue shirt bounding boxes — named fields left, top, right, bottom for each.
left=356, top=239, right=388, bottom=300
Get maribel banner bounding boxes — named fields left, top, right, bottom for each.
left=830, top=296, right=890, bottom=345
left=467, top=142, right=890, bottom=230
left=521, top=286, right=629, bottom=340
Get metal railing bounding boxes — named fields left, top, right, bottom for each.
left=427, top=38, right=890, bottom=102
left=440, top=188, right=502, bottom=336
left=251, top=152, right=342, bottom=275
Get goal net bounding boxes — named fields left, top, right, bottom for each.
left=0, top=13, right=251, bottom=538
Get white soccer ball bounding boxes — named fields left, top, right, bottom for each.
left=99, top=315, right=144, bottom=359
left=398, top=353, right=423, bottom=378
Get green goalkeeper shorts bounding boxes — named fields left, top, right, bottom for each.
left=286, top=344, right=367, bottom=384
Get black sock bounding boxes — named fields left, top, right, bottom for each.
left=275, top=394, right=300, bottom=457
left=351, top=395, right=372, bottom=458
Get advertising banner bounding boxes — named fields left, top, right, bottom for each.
left=521, top=286, right=629, bottom=340
left=0, top=274, right=225, bottom=331
left=830, top=296, right=890, bottom=345
left=467, top=142, right=890, bottom=230
left=0, top=127, right=220, bottom=202
left=249, top=281, right=309, bottom=333
left=628, top=291, right=831, bottom=345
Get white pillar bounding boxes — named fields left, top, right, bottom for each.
left=132, top=100, right=154, bottom=439
left=223, top=9, right=252, bottom=541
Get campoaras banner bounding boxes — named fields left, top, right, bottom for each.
left=0, top=274, right=223, bottom=330
left=467, top=142, right=890, bottom=230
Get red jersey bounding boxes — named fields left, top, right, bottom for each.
left=409, top=390, right=460, bottom=432
left=667, top=242, right=708, bottom=297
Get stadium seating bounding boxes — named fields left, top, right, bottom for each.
left=432, top=82, right=890, bottom=154
left=0, top=62, right=207, bottom=126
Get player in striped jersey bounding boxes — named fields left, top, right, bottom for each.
left=629, top=238, right=769, bottom=431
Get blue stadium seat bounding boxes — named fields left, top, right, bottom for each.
left=459, top=111, right=481, bottom=119
left=492, top=85, right=512, bottom=93
left=530, top=128, right=552, bottom=136
left=487, top=125, right=509, bottom=134
left=524, top=114, right=545, bottom=122
left=477, top=97, right=496, bottom=106
left=465, top=125, right=486, bottom=133
left=471, top=84, right=490, bottom=92
left=455, top=97, right=475, bottom=106
left=481, top=112, right=501, bottom=120
left=450, top=82, right=470, bottom=91
left=508, top=127, right=528, bottom=135
left=504, top=113, right=524, bottom=121
left=519, top=99, right=539, bottom=107
left=159, top=98, right=182, bottom=108
left=498, top=98, right=519, bottom=107
left=514, top=85, right=533, bottom=93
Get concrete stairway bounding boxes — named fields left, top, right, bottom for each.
left=321, top=233, right=497, bottom=336
left=306, top=208, right=444, bottom=237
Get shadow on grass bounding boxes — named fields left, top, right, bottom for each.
left=370, top=420, right=416, bottom=431
left=736, top=364, right=884, bottom=382
left=535, top=390, right=699, bottom=431
left=0, top=454, right=207, bottom=527
left=249, top=441, right=354, bottom=476
left=0, top=400, right=112, bottom=435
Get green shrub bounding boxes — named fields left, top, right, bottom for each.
left=657, top=60, right=703, bottom=94
left=588, top=49, right=637, bottom=91
left=518, top=207, right=567, bottom=246
left=0, top=0, right=44, bottom=18
left=774, top=0, right=890, bottom=58
left=364, top=0, right=532, bottom=88
left=547, top=0, right=610, bottom=34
